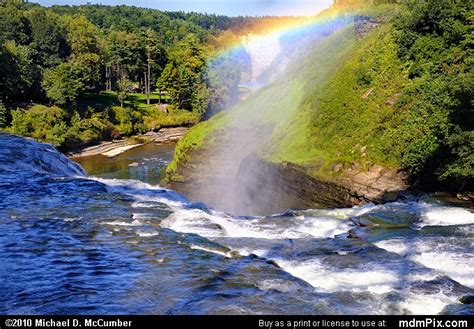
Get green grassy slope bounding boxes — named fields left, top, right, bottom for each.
left=166, top=9, right=393, bottom=180
left=166, top=23, right=360, bottom=180
left=265, top=23, right=407, bottom=175
left=166, top=1, right=472, bottom=191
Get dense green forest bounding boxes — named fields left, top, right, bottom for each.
left=0, top=0, right=291, bottom=149
left=390, top=0, right=473, bottom=189
left=167, top=0, right=473, bottom=192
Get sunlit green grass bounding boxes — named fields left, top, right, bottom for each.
left=79, top=91, right=170, bottom=110
left=167, top=4, right=408, bottom=181
left=79, top=91, right=198, bottom=131
left=268, top=23, right=407, bottom=173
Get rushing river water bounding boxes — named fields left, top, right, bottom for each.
left=1, top=132, right=473, bottom=315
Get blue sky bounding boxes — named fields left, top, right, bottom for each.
left=33, top=0, right=334, bottom=16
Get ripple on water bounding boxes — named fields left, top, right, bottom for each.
left=1, top=133, right=473, bottom=315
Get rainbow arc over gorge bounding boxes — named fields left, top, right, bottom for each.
left=211, top=4, right=358, bottom=74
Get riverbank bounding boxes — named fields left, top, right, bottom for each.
left=68, top=127, right=188, bottom=158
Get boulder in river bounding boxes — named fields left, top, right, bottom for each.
left=460, top=295, right=474, bottom=305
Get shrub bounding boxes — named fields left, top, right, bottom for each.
left=76, top=112, right=112, bottom=144
left=0, top=100, right=8, bottom=127
left=9, top=105, right=69, bottom=146
left=110, top=106, right=134, bottom=136
left=143, top=106, right=199, bottom=131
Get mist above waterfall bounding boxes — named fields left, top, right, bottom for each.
left=186, top=16, right=352, bottom=216
left=240, top=33, right=282, bottom=83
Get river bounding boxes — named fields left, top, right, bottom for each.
left=0, top=132, right=473, bottom=315
left=73, top=143, right=176, bottom=185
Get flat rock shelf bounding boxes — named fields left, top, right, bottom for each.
left=68, top=127, right=189, bottom=158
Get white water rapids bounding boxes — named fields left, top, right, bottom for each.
left=1, top=132, right=473, bottom=315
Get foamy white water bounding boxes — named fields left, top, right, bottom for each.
left=419, top=206, right=474, bottom=227
left=276, top=258, right=399, bottom=294
left=240, top=33, right=282, bottom=83
left=375, top=235, right=474, bottom=289
left=161, top=208, right=352, bottom=240
left=79, top=177, right=474, bottom=315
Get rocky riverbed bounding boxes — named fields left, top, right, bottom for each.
left=68, top=127, right=188, bottom=158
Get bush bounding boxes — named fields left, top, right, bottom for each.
left=6, top=105, right=115, bottom=148
left=438, top=130, right=474, bottom=190
left=75, top=112, right=112, bottom=144
left=143, top=105, right=199, bottom=131
left=109, top=106, right=145, bottom=137
left=110, top=106, right=134, bottom=136
left=0, top=100, right=8, bottom=127
left=9, top=105, right=69, bottom=146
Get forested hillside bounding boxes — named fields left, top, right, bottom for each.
left=0, top=0, right=294, bottom=150
left=267, top=0, right=473, bottom=190
left=166, top=0, right=473, bottom=204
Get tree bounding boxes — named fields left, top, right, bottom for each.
left=0, top=41, right=33, bottom=101
left=24, top=7, right=70, bottom=100
left=42, top=62, right=84, bottom=105
left=440, top=130, right=474, bottom=190
left=205, top=50, right=243, bottom=116
left=72, top=52, right=102, bottom=92
left=144, top=28, right=157, bottom=105
left=108, top=31, right=143, bottom=90
left=99, top=36, right=114, bottom=92
left=117, top=76, right=130, bottom=108
left=42, top=52, right=102, bottom=105
left=0, top=100, right=8, bottom=127
left=63, top=14, right=99, bottom=55
left=157, top=34, right=211, bottom=112
left=172, top=66, right=195, bottom=110
left=26, top=8, right=69, bottom=69
left=392, top=0, right=473, bottom=189
left=0, top=1, right=255, bottom=149
left=0, top=4, right=31, bottom=45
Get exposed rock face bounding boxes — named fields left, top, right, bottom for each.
left=233, top=155, right=359, bottom=214
left=460, top=295, right=474, bottom=305
left=231, top=154, right=408, bottom=215
left=143, top=127, right=189, bottom=143
left=337, top=163, right=409, bottom=202
left=354, top=15, right=382, bottom=39
left=165, top=147, right=408, bottom=216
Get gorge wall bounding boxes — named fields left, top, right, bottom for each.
left=164, top=8, right=412, bottom=216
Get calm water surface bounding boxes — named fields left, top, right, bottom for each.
left=73, top=143, right=175, bottom=185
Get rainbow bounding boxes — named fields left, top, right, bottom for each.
left=208, top=4, right=357, bottom=86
